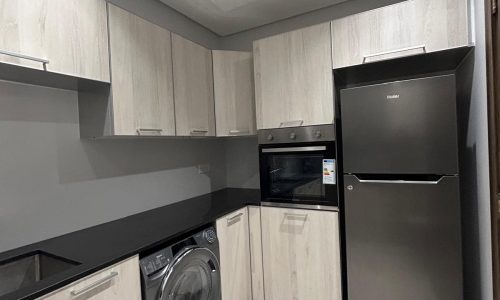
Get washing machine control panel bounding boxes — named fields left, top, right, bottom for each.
left=203, top=228, right=217, bottom=244
left=140, top=248, right=172, bottom=276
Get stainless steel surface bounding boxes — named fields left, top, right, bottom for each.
left=70, top=271, right=118, bottom=297
left=343, top=175, right=462, bottom=300
left=258, top=124, right=335, bottom=144
left=136, top=128, right=163, bottom=136
left=261, top=201, right=339, bottom=211
left=340, top=75, right=458, bottom=174
left=261, top=146, right=327, bottom=153
left=0, top=252, right=79, bottom=297
left=0, top=49, right=49, bottom=68
left=279, top=120, right=304, bottom=128
left=362, top=45, right=426, bottom=63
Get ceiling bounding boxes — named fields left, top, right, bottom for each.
left=159, top=0, right=348, bottom=36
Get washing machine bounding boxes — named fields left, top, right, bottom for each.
left=140, top=226, right=221, bottom=300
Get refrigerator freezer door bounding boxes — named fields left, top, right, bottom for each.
left=343, top=175, right=462, bottom=300
left=340, top=74, right=458, bottom=174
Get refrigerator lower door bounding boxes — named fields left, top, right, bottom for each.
left=343, top=175, right=462, bottom=300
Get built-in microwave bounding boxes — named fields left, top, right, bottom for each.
left=258, top=125, right=338, bottom=210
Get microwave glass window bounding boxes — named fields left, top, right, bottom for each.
left=267, top=154, right=325, bottom=200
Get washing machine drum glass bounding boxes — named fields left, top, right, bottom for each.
left=158, top=247, right=220, bottom=300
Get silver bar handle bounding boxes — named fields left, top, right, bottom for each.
left=355, top=177, right=443, bottom=185
left=279, top=120, right=303, bottom=128
left=70, top=271, right=118, bottom=297
left=0, top=49, right=49, bottom=68
left=190, top=129, right=208, bottom=136
left=362, top=45, right=426, bottom=63
left=261, top=146, right=326, bottom=153
left=137, top=128, right=162, bottom=135
left=284, top=212, right=308, bottom=220
left=228, top=129, right=250, bottom=135
left=227, top=212, right=243, bottom=225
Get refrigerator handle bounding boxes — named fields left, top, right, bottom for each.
left=353, top=176, right=444, bottom=185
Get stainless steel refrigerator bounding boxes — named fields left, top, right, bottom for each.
left=340, top=74, right=463, bottom=300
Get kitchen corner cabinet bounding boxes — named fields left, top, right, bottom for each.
left=38, top=256, right=141, bottom=300
left=331, top=0, right=470, bottom=68
left=213, top=50, right=256, bottom=137
left=216, top=207, right=253, bottom=300
left=253, top=23, right=334, bottom=130
left=260, top=206, right=342, bottom=300
left=107, top=4, right=176, bottom=136
left=172, top=34, right=216, bottom=137
left=0, top=0, right=110, bottom=82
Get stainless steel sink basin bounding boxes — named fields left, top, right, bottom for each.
left=0, top=251, right=80, bottom=297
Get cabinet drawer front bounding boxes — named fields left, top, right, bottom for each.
left=217, top=207, right=252, bottom=300
left=39, top=256, right=141, bottom=300
left=261, top=207, right=342, bottom=300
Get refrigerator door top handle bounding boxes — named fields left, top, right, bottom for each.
left=353, top=176, right=444, bottom=185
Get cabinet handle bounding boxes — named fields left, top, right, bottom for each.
left=190, top=129, right=208, bottom=136
left=279, top=120, right=303, bottom=128
left=70, top=271, right=118, bottom=298
left=362, top=44, right=426, bottom=63
left=228, top=129, right=250, bottom=135
left=227, top=212, right=243, bottom=225
left=137, top=128, right=162, bottom=136
left=284, top=212, right=308, bottom=221
left=0, top=49, right=49, bottom=69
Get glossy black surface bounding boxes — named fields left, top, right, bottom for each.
left=0, top=188, right=260, bottom=300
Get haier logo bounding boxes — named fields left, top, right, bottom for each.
left=386, top=94, right=400, bottom=100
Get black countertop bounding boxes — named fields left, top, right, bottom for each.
left=0, top=188, right=260, bottom=300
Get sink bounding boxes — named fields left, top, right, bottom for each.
left=0, top=251, right=80, bottom=297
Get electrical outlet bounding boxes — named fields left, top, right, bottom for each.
left=198, top=164, right=210, bottom=174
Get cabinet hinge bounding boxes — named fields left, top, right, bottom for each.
left=493, top=0, right=498, bottom=15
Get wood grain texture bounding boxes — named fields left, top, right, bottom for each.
left=331, top=0, right=470, bottom=68
left=248, top=206, right=265, bottom=300
left=261, top=207, right=342, bottom=300
left=38, top=256, right=141, bottom=300
left=253, top=23, right=334, bottom=130
left=217, top=207, right=253, bottom=300
left=0, top=0, right=110, bottom=82
left=213, top=50, right=256, bottom=137
left=108, top=4, right=175, bottom=136
left=172, top=33, right=215, bottom=136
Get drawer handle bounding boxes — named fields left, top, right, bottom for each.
left=279, top=120, right=303, bottom=128
left=284, top=212, right=308, bottom=221
left=136, top=128, right=162, bottom=136
left=227, top=212, right=243, bottom=224
left=0, top=49, right=49, bottom=69
left=70, top=271, right=119, bottom=297
left=362, top=45, right=426, bottom=63
left=190, top=129, right=208, bottom=136
left=228, top=129, right=250, bottom=135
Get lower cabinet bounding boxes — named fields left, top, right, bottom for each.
left=38, top=255, right=141, bottom=300
left=260, top=206, right=342, bottom=300
left=216, top=207, right=253, bottom=300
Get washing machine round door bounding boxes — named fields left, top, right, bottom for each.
left=158, top=247, right=220, bottom=300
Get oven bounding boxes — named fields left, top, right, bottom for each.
left=258, top=125, right=338, bottom=210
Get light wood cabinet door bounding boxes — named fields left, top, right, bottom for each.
left=172, top=34, right=215, bottom=137
left=331, top=0, right=470, bottom=68
left=248, top=206, right=265, bottom=300
left=213, top=50, right=256, bottom=137
left=108, top=4, right=175, bottom=136
left=0, top=0, right=110, bottom=82
left=216, top=207, right=252, bottom=300
left=261, top=207, right=342, bottom=300
left=253, top=23, right=334, bottom=130
left=38, top=255, right=141, bottom=300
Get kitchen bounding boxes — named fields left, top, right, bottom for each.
left=0, top=0, right=495, bottom=299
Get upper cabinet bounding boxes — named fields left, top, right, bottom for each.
left=172, top=34, right=216, bottom=137
left=213, top=50, right=256, bottom=137
left=331, top=0, right=471, bottom=68
left=253, top=23, right=335, bottom=130
left=0, top=0, right=110, bottom=82
left=107, top=4, right=175, bottom=136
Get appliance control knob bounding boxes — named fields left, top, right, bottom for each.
left=203, top=229, right=217, bottom=244
left=315, top=130, right=322, bottom=139
left=267, top=134, right=274, bottom=141
left=289, top=132, right=296, bottom=140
